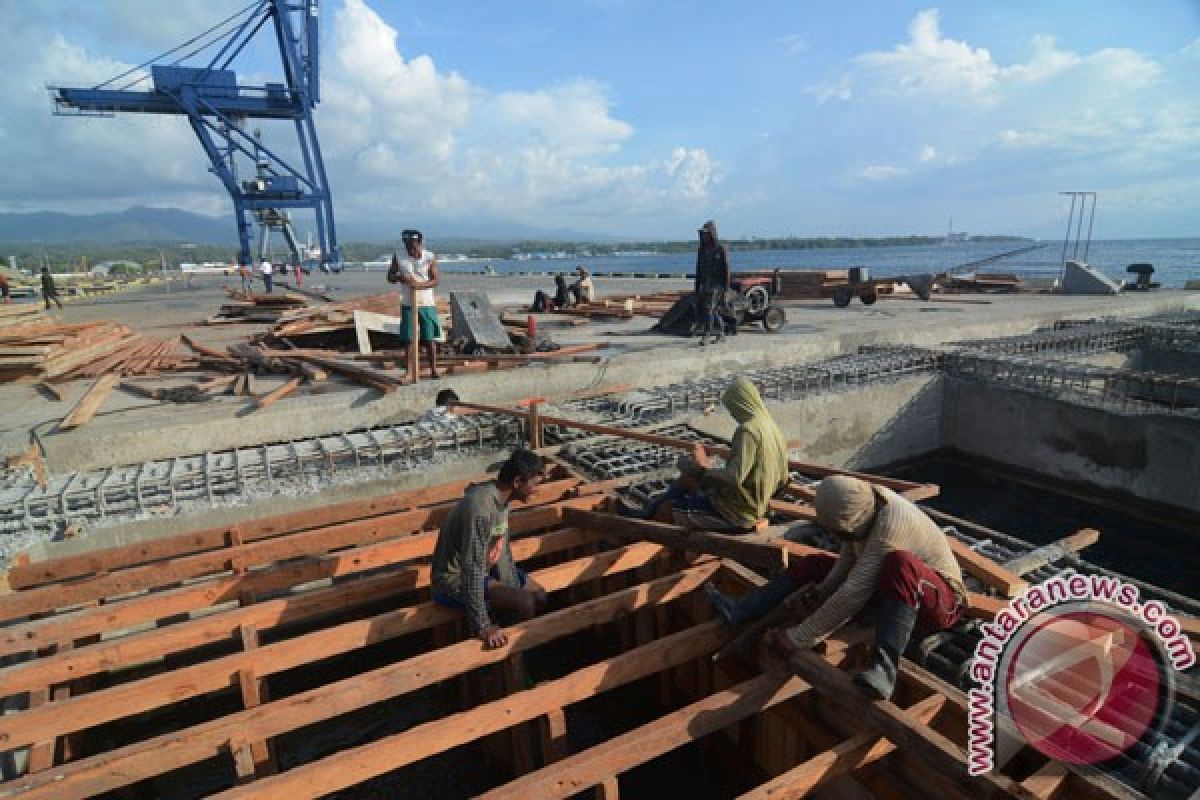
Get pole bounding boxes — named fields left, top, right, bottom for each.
left=1083, top=193, right=1097, bottom=262
left=407, top=285, right=420, bottom=384
left=1059, top=192, right=1076, bottom=286
left=1072, top=194, right=1087, bottom=260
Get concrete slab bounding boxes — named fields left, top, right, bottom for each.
left=3, top=271, right=1198, bottom=474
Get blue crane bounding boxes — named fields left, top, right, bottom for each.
left=51, top=0, right=343, bottom=272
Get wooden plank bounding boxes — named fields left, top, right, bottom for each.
left=1002, top=528, right=1100, bottom=576
left=254, top=375, right=303, bottom=409
left=6, top=472, right=581, bottom=589
left=0, top=543, right=670, bottom=750
left=0, top=495, right=603, bottom=623
left=540, top=708, right=570, bottom=764
left=735, top=693, right=946, bottom=799
left=5, top=562, right=718, bottom=800
left=1020, top=761, right=1069, bottom=800
left=353, top=309, right=404, bottom=354
left=234, top=624, right=274, bottom=781
left=786, top=650, right=1037, bottom=799
left=565, top=508, right=787, bottom=572
left=57, top=374, right=119, bottom=431
left=0, top=526, right=603, bottom=680
left=209, top=621, right=729, bottom=799
left=477, top=672, right=816, bottom=800
left=947, top=537, right=1029, bottom=598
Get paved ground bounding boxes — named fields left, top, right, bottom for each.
left=3, top=270, right=1198, bottom=472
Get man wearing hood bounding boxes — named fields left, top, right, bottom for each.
left=695, top=220, right=731, bottom=345
left=708, top=474, right=966, bottom=701
left=620, top=377, right=788, bottom=532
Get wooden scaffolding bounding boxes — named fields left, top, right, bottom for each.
left=0, top=457, right=1153, bottom=799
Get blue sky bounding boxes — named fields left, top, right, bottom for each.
left=0, top=0, right=1197, bottom=239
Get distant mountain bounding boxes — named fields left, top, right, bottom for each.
left=0, top=206, right=620, bottom=246
left=0, top=206, right=233, bottom=244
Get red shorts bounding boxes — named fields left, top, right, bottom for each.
left=786, top=550, right=962, bottom=632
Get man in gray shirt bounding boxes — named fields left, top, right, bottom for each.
left=432, top=450, right=549, bottom=648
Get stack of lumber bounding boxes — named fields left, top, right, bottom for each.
left=0, top=322, right=138, bottom=381
left=266, top=292, right=404, bottom=339
left=552, top=291, right=685, bottom=320
left=0, top=304, right=50, bottom=330
left=207, top=290, right=311, bottom=324
left=938, top=272, right=1023, bottom=293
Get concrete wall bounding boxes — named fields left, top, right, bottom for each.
left=941, top=378, right=1200, bottom=512
left=687, top=374, right=945, bottom=470
left=1130, top=347, right=1200, bottom=378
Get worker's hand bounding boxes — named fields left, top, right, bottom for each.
left=691, top=444, right=710, bottom=469
left=481, top=624, right=508, bottom=650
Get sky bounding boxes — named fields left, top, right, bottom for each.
left=0, top=0, right=1198, bottom=240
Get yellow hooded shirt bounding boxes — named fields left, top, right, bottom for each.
left=700, top=377, right=790, bottom=524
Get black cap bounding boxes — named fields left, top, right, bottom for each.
left=401, top=229, right=423, bottom=242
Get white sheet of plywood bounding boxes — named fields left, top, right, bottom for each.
left=354, top=309, right=405, bottom=354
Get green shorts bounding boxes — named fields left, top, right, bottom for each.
left=399, top=306, right=444, bottom=343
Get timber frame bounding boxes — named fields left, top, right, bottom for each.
left=0, top=461, right=1151, bottom=799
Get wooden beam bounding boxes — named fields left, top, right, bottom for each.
left=1020, top=761, right=1069, bottom=800
left=5, top=472, right=584, bottom=589
left=565, top=509, right=787, bottom=572
left=57, top=374, right=118, bottom=431
left=946, top=538, right=1029, bottom=598
left=254, top=375, right=303, bottom=409
left=0, top=542, right=670, bottom=750
left=786, top=650, right=1038, bottom=799
left=3, top=561, right=719, bottom=800
left=0, top=495, right=603, bottom=623
left=208, top=620, right=729, bottom=800
left=0, top=527, right=604, bottom=694
left=1001, top=529, right=1100, bottom=576
left=735, top=693, right=946, bottom=799
left=478, top=672, right=817, bottom=800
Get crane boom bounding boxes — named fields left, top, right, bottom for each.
left=51, top=0, right=342, bottom=271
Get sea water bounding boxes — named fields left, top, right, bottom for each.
left=456, top=238, right=1200, bottom=288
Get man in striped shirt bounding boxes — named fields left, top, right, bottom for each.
left=710, top=474, right=965, bottom=700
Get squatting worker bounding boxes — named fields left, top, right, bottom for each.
left=571, top=265, right=595, bottom=304
left=432, top=449, right=549, bottom=649
left=619, top=377, right=788, bottom=533
left=708, top=475, right=965, bottom=701
left=695, top=220, right=730, bottom=345
left=388, top=228, right=443, bottom=379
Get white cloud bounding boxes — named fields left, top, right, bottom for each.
left=809, top=73, right=853, bottom=104
left=855, top=9, right=999, bottom=96
left=1180, top=37, right=1200, bottom=59
left=919, top=145, right=938, bottom=162
left=0, top=0, right=718, bottom=233
left=859, top=165, right=907, bottom=181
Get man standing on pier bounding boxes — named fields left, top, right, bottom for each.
left=432, top=449, right=549, bottom=649
left=40, top=267, right=62, bottom=309
left=388, top=228, right=443, bottom=379
left=695, top=220, right=730, bottom=345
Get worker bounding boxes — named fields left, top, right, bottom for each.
left=40, top=267, right=62, bottom=309
left=293, top=261, right=304, bottom=287
left=618, top=377, right=788, bottom=533
left=552, top=274, right=573, bottom=309
left=695, top=220, right=730, bottom=345
left=388, top=228, right=443, bottom=379
left=418, top=388, right=460, bottom=424
left=239, top=262, right=253, bottom=293
left=0, top=273, right=10, bottom=304
left=570, top=265, right=595, bottom=304
left=707, top=475, right=966, bottom=701
left=431, top=449, right=550, bottom=649
left=259, top=259, right=274, bottom=294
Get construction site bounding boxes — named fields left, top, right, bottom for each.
left=0, top=2, right=1198, bottom=799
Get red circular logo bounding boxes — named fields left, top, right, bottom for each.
left=1003, top=609, right=1163, bottom=765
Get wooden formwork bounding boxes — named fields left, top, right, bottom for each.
left=0, top=465, right=1145, bottom=799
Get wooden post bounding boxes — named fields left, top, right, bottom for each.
left=528, top=401, right=543, bottom=449
left=539, top=709, right=570, bottom=765
left=407, top=286, right=420, bottom=384
left=502, top=655, right=537, bottom=776
left=232, top=624, right=275, bottom=781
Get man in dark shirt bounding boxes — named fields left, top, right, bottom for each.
left=694, top=220, right=730, bottom=345
left=431, top=449, right=548, bottom=648
left=40, top=267, right=62, bottom=309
